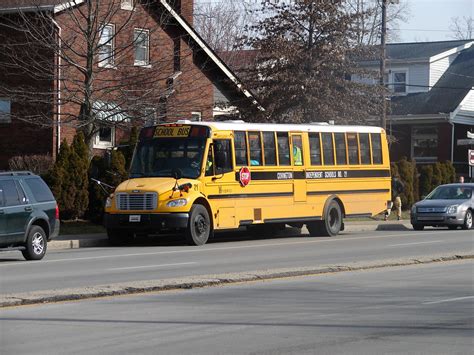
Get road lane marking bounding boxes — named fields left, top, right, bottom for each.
left=423, top=296, right=474, bottom=305
left=389, top=241, right=444, bottom=247
left=108, top=262, right=197, bottom=271
left=1, top=230, right=472, bottom=266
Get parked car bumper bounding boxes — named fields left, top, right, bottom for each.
left=104, top=213, right=189, bottom=232
left=411, top=212, right=465, bottom=226
left=49, top=220, right=60, bottom=240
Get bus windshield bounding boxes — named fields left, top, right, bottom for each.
left=130, top=137, right=206, bottom=179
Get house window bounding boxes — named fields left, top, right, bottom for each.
left=191, top=111, right=202, bottom=122
left=391, top=71, right=407, bottom=93
left=120, top=0, right=134, bottom=10
left=412, top=126, right=438, bottom=161
left=94, top=127, right=115, bottom=149
left=134, top=28, right=149, bottom=66
left=99, top=24, right=114, bottom=67
left=0, top=98, right=11, bottom=123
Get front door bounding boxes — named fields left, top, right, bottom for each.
left=202, top=139, right=237, bottom=229
left=290, top=134, right=307, bottom=202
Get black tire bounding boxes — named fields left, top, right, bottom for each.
left=448, top=225, right=458, bottom=230
left=185, top=204, right=212, bottom=246
left=462, top=210, right=473, bottom=230
left=22, top=225, right=47, bottom=260
left=107, top=228, right=134, bottom=246
left=412, top=224, right=424, bottom=231
left=320, top=200, right=342, bottom=237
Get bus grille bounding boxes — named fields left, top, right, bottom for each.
left=116, top=193, right=157, bottom=211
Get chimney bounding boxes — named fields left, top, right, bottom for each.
left=168, top=0, right=194, bottom=25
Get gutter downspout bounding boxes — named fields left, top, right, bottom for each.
left=51, top=18, right=61, bottom=156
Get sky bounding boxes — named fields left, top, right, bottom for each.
left=196, top=0, right=474, bottom=43
left=397, top=0, right=474, bottom=42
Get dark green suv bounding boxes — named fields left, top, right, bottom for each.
left=0, top=171, right=59, bottom=260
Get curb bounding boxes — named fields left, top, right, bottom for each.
left=48, top=222, right=413, bottom=250
left=2, top=253, right=472, bottom=308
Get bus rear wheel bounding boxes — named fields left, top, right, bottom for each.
left=185, top=204, right=212, bottom=246
left=320, top=200, right=342, bottom=237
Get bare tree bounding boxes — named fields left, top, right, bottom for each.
left=345, top=0, right=409, bottom=45
left=450, top=16, right=474, bottom=40
left=194, top=0, right=256, bottom=53
left=0, top=0, right=213, bottom=151
left=240, top=0, right=384, bottom=124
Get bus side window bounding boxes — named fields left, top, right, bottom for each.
left=263, top=132, right=277, bottom=166
left=322, top=133, right=335, bottom=165
left=248, top=132, right=262, bottom=166
left=214, top=139, right=233, bottom=174
left=359, top=133, right=371, bottom=164
left=335, top=133, right=347, bottom=165
left=292, top=135, right=303, bottom=166
left=309, top=133, right=322, bottom=165
left=234, top=131, right=248, bottom=166
left=347, top=133, right=359, bottom=165
left=277, top=133, right=290, bottom=166
left=371, top=134, right=383, bottom=164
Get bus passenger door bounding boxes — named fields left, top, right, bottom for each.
left=202, top=139, right=237, bottom=229
left=290, top=134, right=307, bottom=203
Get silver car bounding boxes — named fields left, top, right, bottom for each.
left=411, top=183, right=473, bottom=231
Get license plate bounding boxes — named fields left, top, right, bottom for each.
left=129, top=215, right=141, bottom=222
left=417, top=216, right=443, bottom=221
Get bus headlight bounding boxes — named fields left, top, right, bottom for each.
left=447, top=205, right=458, bottom=214
left=167, top=198, right=188, bottom=208
left=105, top=194, right=114, bottom=208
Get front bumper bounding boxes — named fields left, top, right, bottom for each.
left=411, top=212, right=465, bottom=226
left=104, top=213, right=189, bottom=232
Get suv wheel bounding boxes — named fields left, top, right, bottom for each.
left=22, top=225, right=47, bottom=260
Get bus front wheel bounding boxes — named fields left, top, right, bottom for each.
left=185, top=204, right=212, bottom=246
left=320, top=200, right=343, bottom=237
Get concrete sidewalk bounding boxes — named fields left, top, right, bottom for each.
left=48, top=220, right=413, bottom=250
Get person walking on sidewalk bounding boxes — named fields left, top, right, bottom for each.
left=385, top=175, right=404, bottom=220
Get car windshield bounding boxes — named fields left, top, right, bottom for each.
left=130, top=137, right=206, bottom=179
left=426, top=186, right=472, bottom=200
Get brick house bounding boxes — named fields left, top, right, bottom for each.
left=356, top=40, right=474, bottom=177
left=0, top=0, right=261, bottom=169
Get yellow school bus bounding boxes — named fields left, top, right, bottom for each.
left=104, top=121, right=391, bottom=245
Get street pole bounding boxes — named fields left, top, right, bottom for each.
left=379, top=0, right=387, bottom=130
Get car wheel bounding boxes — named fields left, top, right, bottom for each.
left=22, top=225, right=47, bottom=260
left=107, top=229, right=134, bottom=246
left=319, top=200, right=342, bottom=237
left=462, top=210, right=473, bottom=230
left=185, top=204, right=212, bottom=246
left=412, top=224, right=424, bottom=231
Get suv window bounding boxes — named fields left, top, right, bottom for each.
left=24, top=177, right=55, bottom=202
left=0, top=180, right=22, bottom=206
left=0, top=185, right=4, bottom=207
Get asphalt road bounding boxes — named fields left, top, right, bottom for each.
left=1, top=261, right=472, bottom=354
left=1, top=228, right=473, bottom=295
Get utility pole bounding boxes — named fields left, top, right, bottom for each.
left=379, top=0, right=387, bottom=130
